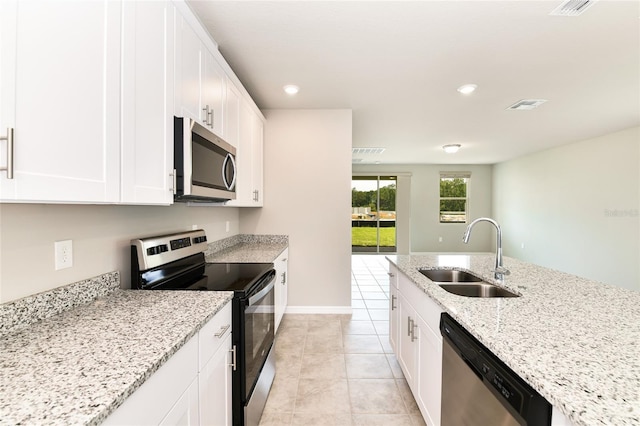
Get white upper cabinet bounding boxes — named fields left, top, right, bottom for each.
left=202, top=49, right=225, bottom=137
left=175, top=15, right=225, bottom=137
left=224, top=78, right=241, bottom=148
left=121, top=0, right=175, bottom=205
left=0, top=0, right=120, bottom=203
left=224, top=99, right=263, bottom=207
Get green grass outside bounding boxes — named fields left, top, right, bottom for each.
left=352, top=227, right=396, bottom=247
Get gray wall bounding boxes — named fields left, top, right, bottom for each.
left=493, top=126, right=640, bottom=291
left=0, top=203, right=240, bottom=302
left=352, top=164, right=494, bottom=253
left=240, top=109, right=353, bottom=312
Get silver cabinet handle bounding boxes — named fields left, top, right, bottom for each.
left=170, top=168, right=177, bottom=194
left=411, top=320, right=418, bottom=342
left=214, top=324, right=230, bottom=338
left=229, top=345, right=237, bottom=371
left=407, top=316, right=413, bottom=337
left=391, top=295, right=397, bottom=311
left=202, top=105, right=209, bottom=125
left=387, top=272, right=395, bottom=277
left=281, top=272, right=286, bottom=285
left=208, top=109, right=214, bottom=127
left=1, top=128, right=14, bottom=179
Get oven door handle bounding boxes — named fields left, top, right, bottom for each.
left=248, top=279, right=275, bottom=306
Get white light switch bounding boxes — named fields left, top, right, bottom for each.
left=55, top=240, right=73, bottom=270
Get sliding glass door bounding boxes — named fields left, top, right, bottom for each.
left=351, top=175, right=397, bottom=253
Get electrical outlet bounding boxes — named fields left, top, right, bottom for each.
left=55, top=240, right=73, bottom=270
left=438, top=237, right=443, bottom=243
left=521, top=242, right=526, bottom=249
left=225, top=221, right=230, bottom=232
left=192, top=224, right=198, bottom=230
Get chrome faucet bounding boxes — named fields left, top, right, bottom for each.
left=463, top=217, right=510, bottom=280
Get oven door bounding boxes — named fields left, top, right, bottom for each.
left=240, top=272, right=275, bottom=403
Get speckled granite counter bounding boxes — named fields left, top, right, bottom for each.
left=0, top=278, right=233, bottom=425
left=205, top=234, right=288, bottom=263
left=390, top=254, right=640, bottom=426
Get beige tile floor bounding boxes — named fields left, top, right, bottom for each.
left=259, top=255, right=427, bottom=426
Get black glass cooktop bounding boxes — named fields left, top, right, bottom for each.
left=138, top=254, right=273, bottom=294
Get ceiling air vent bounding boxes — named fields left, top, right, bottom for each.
left=549, top=0, right=597, bottom=16
left=507, top=99, right=548, bottom=111
left=352, top=147, right=385, bottom=155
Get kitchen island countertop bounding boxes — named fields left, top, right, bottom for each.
left=390, top=254, right=640, bottom=426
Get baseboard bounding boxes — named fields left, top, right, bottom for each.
left=285, top=305, right=353, bottom=315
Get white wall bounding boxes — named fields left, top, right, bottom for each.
left=240, top=109, right=352, bottom=312
left=0, top=203, right=240, bottom=302
left=352, top=164, right=494, bottom=253
left=493, top=126, right=640, bottom=291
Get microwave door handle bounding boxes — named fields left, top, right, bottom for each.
left=222, top=153, right=237, bottom=191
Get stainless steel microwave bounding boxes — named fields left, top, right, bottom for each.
left=174, top=116, right=237, bottom=202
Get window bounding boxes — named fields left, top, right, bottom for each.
left=439, top=173, right=469, bottom=223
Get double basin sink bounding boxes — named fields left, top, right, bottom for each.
left=418, top=268, right=519, bottom=298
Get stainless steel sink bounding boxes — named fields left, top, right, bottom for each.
left=418, top=268, right=520, bottom=298
left=418, top=269, right=483, bottom=283
left=438, top=283, right=519, bottom=298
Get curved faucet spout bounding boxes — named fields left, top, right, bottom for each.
left=462, top=217, right=509, bottom=280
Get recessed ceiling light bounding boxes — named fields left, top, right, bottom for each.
left=457, top=84, right=477, bottom=95
left=443, top=144, right=461, bottom=154
left=283, top=85, right=299, bottom=95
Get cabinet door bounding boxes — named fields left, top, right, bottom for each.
left=274, top=248, right=289, bottom=332
left=224, top=78, right=240, bottom=148
left=397, top=292, right=418, bottom=389
left=225, top=99, right=260, bottom=206
left=0, top=0, right=120, bottom=202
left=250, top=110, right=264, bottom=206
left=416, top=315, right=442, bottom=426
left=176, top=15, right=201, bottom=122
left=199, top=333, right=233, bottom=426
left=202, top=49, right=225, bottom=136
left=121, top=0, right=174, bottom=205
left=160, top=377, right=200, bottom=426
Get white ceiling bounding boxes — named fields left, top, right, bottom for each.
left=188, top=0, right=640, bottom=164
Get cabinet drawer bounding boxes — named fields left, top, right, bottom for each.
left=398, top=271, right=443, bottom=335
left=199, top=301, right=232, bottom=369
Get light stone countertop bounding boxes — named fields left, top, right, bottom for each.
left=0, top=288, right=233, bottom=426
left=389, top=254, right=640, bottom=426
left=205, top=234, right=288, bottom=263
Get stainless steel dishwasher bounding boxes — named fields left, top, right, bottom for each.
left=440, top=313, right=552, bottom=426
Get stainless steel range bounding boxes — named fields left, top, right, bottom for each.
left=131, top=229, right=276, bottom=426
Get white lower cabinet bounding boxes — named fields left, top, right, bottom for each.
left=160, top=378, right=200, bottom=426
left=198, top=302, right=233, bottom=426
left=274, top=248, right=289, bottom=332
left=104, top=301, right=232, bottom=425
left=392, top=266, right=444, bottom=426
left=416, top=315, right=442, bottom=426
left=199, top=333, right=233, bottom=425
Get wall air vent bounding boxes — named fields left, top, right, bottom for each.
left=507, top=99, right=548, bottom=111
left=352, top=147, right=386, bottom=155
left=549, top=0, right=597, bottom=16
